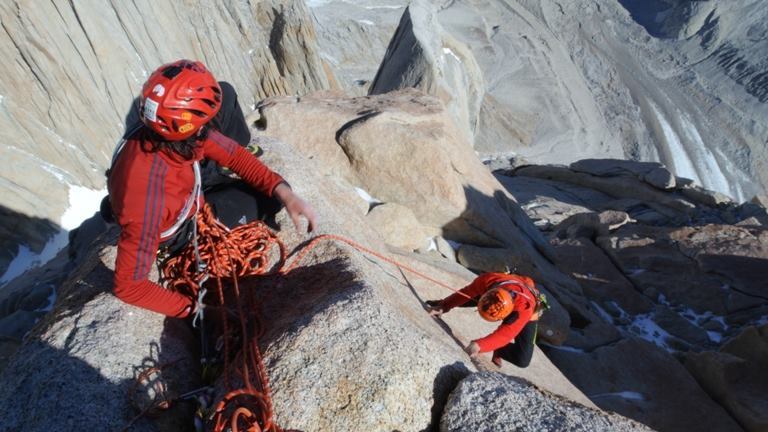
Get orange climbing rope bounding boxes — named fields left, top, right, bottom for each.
left=158, top=204, right=472, bottom=432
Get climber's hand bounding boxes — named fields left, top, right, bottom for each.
left=274, top=183, right=318, bottom=233
left=425, top=300, right=444, bottom=317
left=465, top=342, right=481, bottom=358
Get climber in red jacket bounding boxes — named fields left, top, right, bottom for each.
left=426, top=272, right=542, bottom=368
left=106, top=59, right=317, bottom=318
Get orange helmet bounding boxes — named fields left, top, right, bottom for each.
left=139, top=60, right=222, bottom=141
left=478, top=287, right=515, bottom=321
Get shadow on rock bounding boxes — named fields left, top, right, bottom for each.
left=424, top=362, right=472, bottom=432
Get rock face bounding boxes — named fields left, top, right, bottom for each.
left=363, top=0, right=767, bottom=200
left=544, top=338, right=743, bottom=432
left=0, top=0, right=333, bottom=276
left=0, top=237, right=200, bottom=431
left=441, top=372, right=653, bottom=432
left=686, top=324, right=768, bottom=432
left=370, top=0, right=620, bottom=162
left=0, top=132, right=605, bottom=431
left=251, top=89, right=586, bottom=343
left=309, top=0, right=408, bottom=95
left=496, top=158, right=767, bottom=430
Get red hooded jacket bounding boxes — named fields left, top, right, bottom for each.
left=108, top=128, right=284, bottom=317
left=441, top=273, right=537, bottom=352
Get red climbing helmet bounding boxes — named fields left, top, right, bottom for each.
left=478, top=287, right=515, bottom=322
left=139, top=60, right=222, bottom=141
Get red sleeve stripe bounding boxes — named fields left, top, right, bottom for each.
left=209, top=130, right=237, bottom=155
left=133, top=155, right=167, bottom=279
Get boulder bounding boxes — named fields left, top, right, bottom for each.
left=365, top=202, right=432, bottom=250
left=685, top=324, right=768, bottom=432
left=0, top=238, right=200, bottom=431
left=643, top=167, right=677, bottom=190
left=254, top=91, right=591, bottom=322
left=441, top=372, right=653, bottom=432
left=516, top=165, right=699, bottom=214
left=229, top=137, right=593, bottom=430
left=553, top=210, right=633, bottom=239
left=544, top=337, right=744, bottom=432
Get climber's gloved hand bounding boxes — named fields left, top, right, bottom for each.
left=465, top=341, right=481, bottom=358
left=274, top=182, right=318, bottom=233
left=425, top=300, right=445, bottom=317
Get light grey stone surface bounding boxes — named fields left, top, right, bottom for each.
left=440, top=372, right=653, bottom=432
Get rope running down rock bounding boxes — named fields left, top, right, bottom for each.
left=157, top=204, right=472, bottom=431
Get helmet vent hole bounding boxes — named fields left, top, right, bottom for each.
left=189, top=109, right=207, bottom=118
left=161, top=65, right=183, bottom=80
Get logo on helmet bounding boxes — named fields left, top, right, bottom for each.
left=152, top=84, right=165, bottom=97
left=178, top=123, right=195, bottom=134
left=143, top=98, right=159, bottom=123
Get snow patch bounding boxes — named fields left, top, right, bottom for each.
left=442, top=47, right=462, bottom=63
left=354, top=187, right=382, bottom=205
left=0, top=184, right=106, bottom=286
left=61, top=185, right=106, bottom=230
left=591, top=301, right=615, bottom=324
left=678, top=114, right=731, bottom=198
left=36, top=285, right=57, bottom=313
left=649, top=101, right=701, bottom=185
left=629, top=314, right=674, bottom=351
left=357, top=19, right=375, bottom=26
left=539, top=342, right=586, bottom=353
left=590, top=391, right=645, bottom=401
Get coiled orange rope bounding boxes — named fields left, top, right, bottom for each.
left=159, top=205, right=472, bottom=432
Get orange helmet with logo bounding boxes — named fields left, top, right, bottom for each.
left=478, top=287, right=515, bottom=321
left=139, top=60, right=222, bottom=141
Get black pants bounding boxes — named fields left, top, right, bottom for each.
left=494, top=321, right=537, bottom=368
left=159, top=82, right=281, bottom=255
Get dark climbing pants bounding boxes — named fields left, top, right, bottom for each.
left=158, top=82, right=281, bottom=255
left=494, top=321, right=537, bottom=368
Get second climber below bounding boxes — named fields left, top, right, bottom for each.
left=105, top=59, right=317, bottom=318
left=426, top=272, right=545, bottom=368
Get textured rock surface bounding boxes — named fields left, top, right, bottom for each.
left=309, top=0, right=407, bottom=95
left=544, top=338, right=743, bottom=432
left=441, top=372, right=653, bottom=432
left=218, top=136, right=593, bottom=430
left=366, top=202, right=432, bottom=251
left=686, top=324, right=768, bottom=432
left=371, top=0, right=620, bottom=162
left=0, top=0, right=332, bottom=274
left=0, top=239, right=199, bottom=431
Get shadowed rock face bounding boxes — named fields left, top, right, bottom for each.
left=686, top=324, right=768, bottom=432
left=498, top=158, right=767, bottom=430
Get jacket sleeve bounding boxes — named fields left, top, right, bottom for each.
left=441, top=273, right=502, bottom=311
left=111, top=156, right=193, bottom=318
left=114, top=222, right=193, bottom=317
left=474, top=298, right=534, bottom=352
left=202, top=130, right=285, bottom=196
